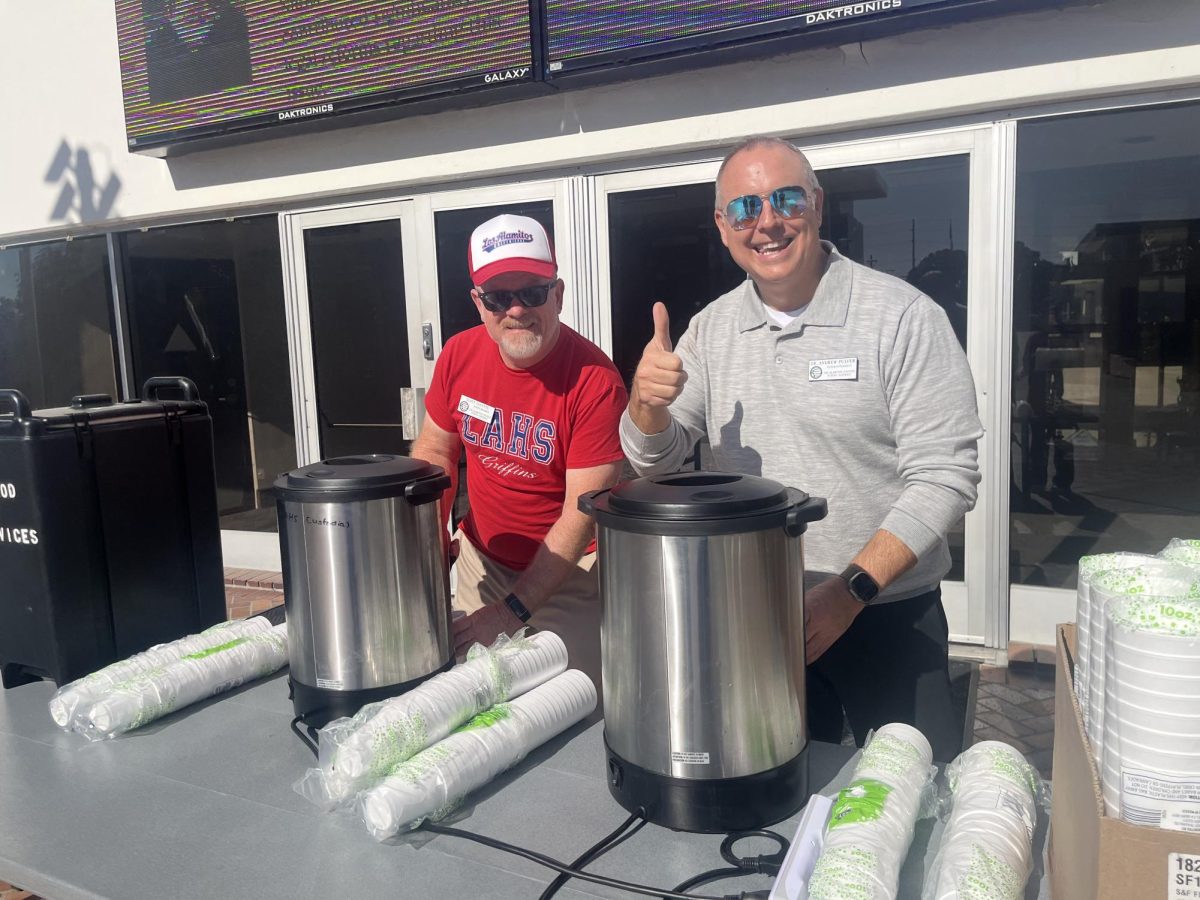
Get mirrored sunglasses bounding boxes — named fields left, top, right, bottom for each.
left=476, top=282, right=555, bottom=313
left=723, top=186, right=810, bottom=231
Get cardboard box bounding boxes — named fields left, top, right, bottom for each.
left=1050, top=623, right=1200, bottom=898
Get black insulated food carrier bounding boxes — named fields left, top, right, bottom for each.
left=0, top=377, right=226, bottom=689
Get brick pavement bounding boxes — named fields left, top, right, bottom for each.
left=975, top=657, right=1057, bottom=779
left=223, top=570, right=285, bottom=620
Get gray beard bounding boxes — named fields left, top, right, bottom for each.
left=500, top=327, right=543, bottom=360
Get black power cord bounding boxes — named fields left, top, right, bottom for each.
left=666, top=830, right=789, bottom=900
left=422, top=821, right=764, bottom=900
left=289, top=715, right=319, bottom=758
left=537, top=809, right=647, bottom=900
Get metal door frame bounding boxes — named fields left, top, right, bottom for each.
left=279, top=199, right=426, bottom=467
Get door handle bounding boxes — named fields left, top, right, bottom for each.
left=422, top=322, right=434, bottom=361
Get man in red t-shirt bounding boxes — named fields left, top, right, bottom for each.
left=412, top=213, right=627, bottom=697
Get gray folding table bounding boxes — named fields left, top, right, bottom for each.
left=0, top=673, right=1049, bottom=899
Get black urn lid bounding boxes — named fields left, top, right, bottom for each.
left=580, top=472, right=826, bottom=537
left=274, top=454, right=445, bottom=502
left=606, top=472, right=796, bottom=519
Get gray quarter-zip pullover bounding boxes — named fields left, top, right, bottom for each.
left=619, top=243, right=983, bottom=602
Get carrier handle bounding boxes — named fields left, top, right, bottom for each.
left=0, top=389, right=32, bottom=421
left=142, top=376, right=201, bottom=402
left=404, top=473, right=452, bottom=506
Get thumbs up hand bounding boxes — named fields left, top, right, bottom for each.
left=650, top=301, right=673, bottom=353
left=631, top=302, right=688, bottom=414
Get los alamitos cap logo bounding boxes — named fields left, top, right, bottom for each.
left=468, top=213, right=557, bottom=285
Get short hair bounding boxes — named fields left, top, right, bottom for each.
left=714, top=136, right=821, bottom=209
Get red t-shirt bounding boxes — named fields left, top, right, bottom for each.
left=424, top=324, right=627, bottom=570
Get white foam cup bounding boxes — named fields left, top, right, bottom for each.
left=1109, top=658, right=1200, bottom=693
left=1108, top=674, right=1200, bottom=713
left=1109, top=738, right=1200, bottom=775
left=500, top=631, right=569, bottom=697
left=1110, top=638, right=1200, bottom=679
left=1109, top=718, right=1200, bottom=756
left=1076, top=553, right=1160, bottom=704
left=1109, top=697, right=1200, bottom=732
left=1088, top=564, right=1200, bottom=746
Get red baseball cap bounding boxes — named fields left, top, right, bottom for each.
left=468, top=214, right=557, bottom=285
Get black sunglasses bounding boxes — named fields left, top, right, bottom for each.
left=476, top=282, right=556, bottom=313
left=722, top=185, right=810, bottom=231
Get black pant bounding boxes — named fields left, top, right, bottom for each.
left=806, top=587, right=961, bottom=763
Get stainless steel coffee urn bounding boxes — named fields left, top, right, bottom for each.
left=275, top=455, right=454, bottom=728
left=579, top=472, right=827, bottom=832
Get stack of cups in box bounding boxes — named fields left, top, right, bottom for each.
left=1085, top=561, right=1200, bottom=765
left=1102, top=587, right=1200, bottom=830
left=1073, top=552, right=1156, bottom=729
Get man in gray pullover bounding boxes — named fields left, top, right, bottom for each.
left=619, top=136, right=983, bottom=762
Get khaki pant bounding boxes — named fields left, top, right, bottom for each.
left=453, top=532, right=603, bottom=716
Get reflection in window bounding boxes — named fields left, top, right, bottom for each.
left=0, top=237, right=117, bottom=408
left=1011, top=103, right=1200, bottom=588
left=118, top=217, right=296, bottom=532
left=819, top=156, right=970, bottom=583
left=608, top=184, right=744, bottom=386
left=820, top=156, right=970, bottom=348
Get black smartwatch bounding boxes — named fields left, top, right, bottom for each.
left=840, top=564, right=880, bottom=605
left=503, top=592, right=532, bottom=623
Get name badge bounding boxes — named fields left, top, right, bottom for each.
left=808, top=358, right=858, bottom=382
left=457, top=395, right=496, bottom=424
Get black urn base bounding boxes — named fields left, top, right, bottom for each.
left=603, top=735, right=809, bottom=833
left=289, top=656, right=454, bottom=730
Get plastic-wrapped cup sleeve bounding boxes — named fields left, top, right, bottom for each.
left=334, top=657, right=498, bottom=781
left=815, top=725, right=935, bottom=900
left=923, top=741, right=1042, bottom=900
left=358, top=670, right=595, bottom=840
left=1160, top=538, right=1200, bottom=568
left=808, top=845, right=888, bottom=900
left=324, top=630, right=570, bottom=798
left=86, top=691, right=152, bottom=737
left=76, top=625, right=288, bottom=740
left=300, top=630, right=575, bottom=811
left=47, top=616, right=273, bottom=730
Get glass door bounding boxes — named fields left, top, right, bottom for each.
left=1008, top=103, right=1200, bottom=644
left=281, top=201, right=429, bottom=466
left=595, top=125, right=1009, bottom=649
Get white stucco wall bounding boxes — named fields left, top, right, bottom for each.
left=3, top=0, right=1200, bottom=243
